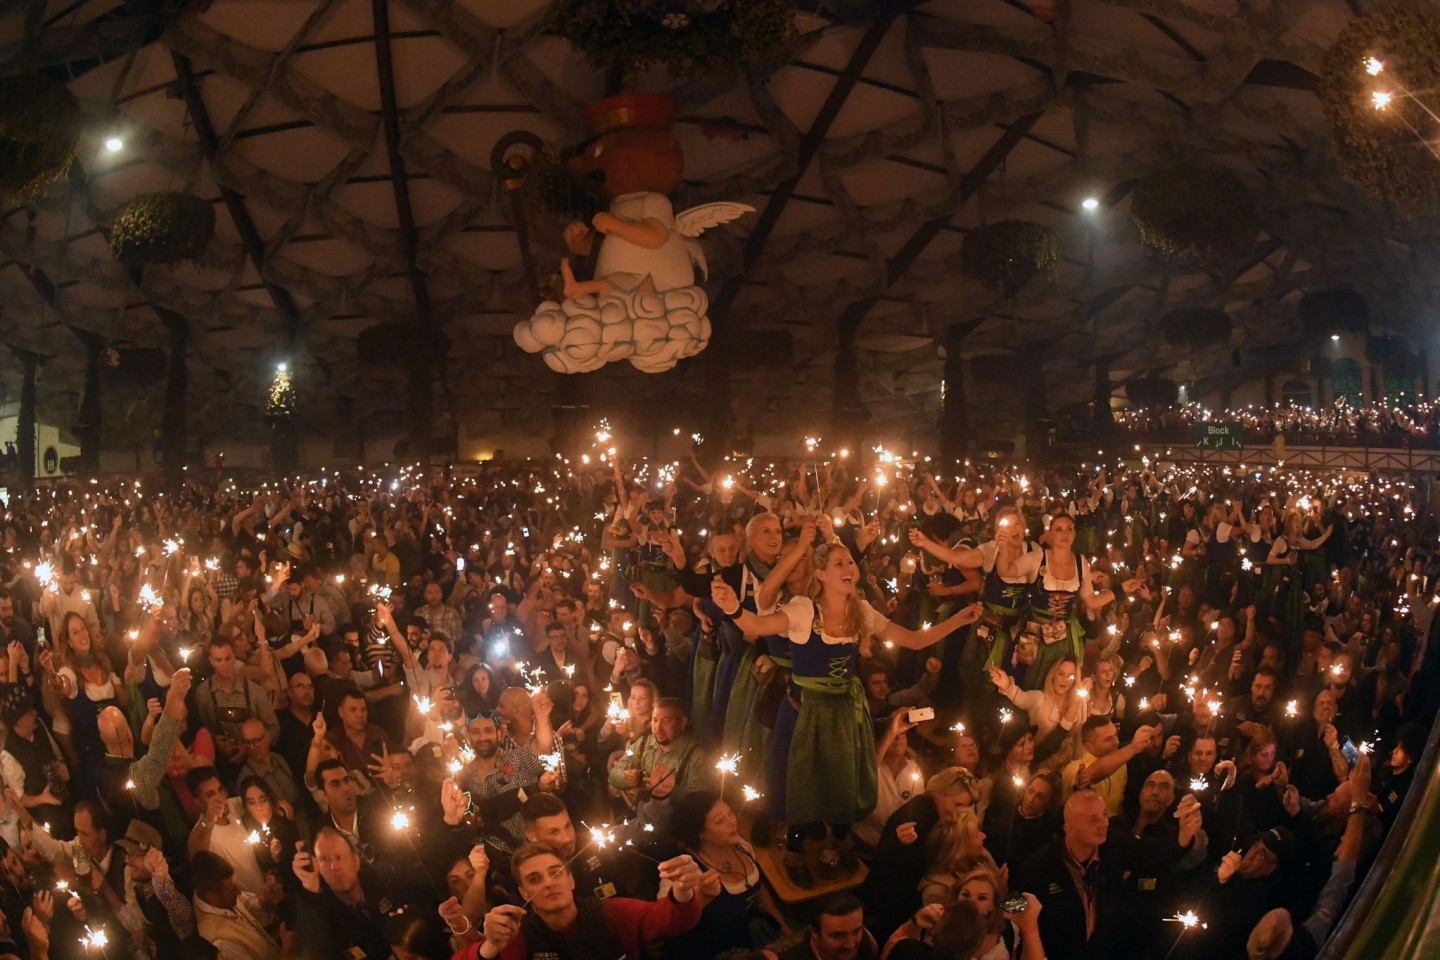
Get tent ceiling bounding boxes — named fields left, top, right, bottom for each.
left=0, top=0, right=1428, bottom=447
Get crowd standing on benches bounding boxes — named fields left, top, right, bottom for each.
left=0, top=450, right=1433, bottom=960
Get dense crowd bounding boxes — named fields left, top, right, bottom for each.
left=1108, top=400, right=1440, bottom=449
left=0, top=448, right=1434, bottom=960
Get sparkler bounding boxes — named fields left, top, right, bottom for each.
left=998, top=708, right=1013, bottom=725
left=715, top=752, right=740, bottom=795
left=1285, top=700, right=1298, bottom=718
left=163, top=539, right=181, bottom=556
left=138, top=583, right=161, bottom=611
left=741, top=784, right=764, bottom=803
left=81, top=926, right=109, bottom=952
left=1188, top=777, right=1208, bottom=793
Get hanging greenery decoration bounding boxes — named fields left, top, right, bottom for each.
left=110, top=192, right=216, bottom=269
left=1129, top=169, right=1253, bottom=259
left=266, top=365, right=296, bottom=419
left=1126, top=376, right=1178, bottom=407
left=960, top=220, right=1060, bottom=298
left=357, top=321, right=450, bottom=369
left=548, top=0, right=795, bottom=79
left=1160, top=307, right=1232, bottom=348
left=0, top=74, right=82, bottom=202
left=1299, top=288, right=1369, bottom=335
left=1318, top=1, right=1440, bottom=212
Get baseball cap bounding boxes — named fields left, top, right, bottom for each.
left=1258, top=825, right=1294, bottom=867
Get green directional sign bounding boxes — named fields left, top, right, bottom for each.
left=1195, top=422, right=1244, bottom=450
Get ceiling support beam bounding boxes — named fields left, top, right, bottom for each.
left=64, top=162, right=195, bottom=481
left=373, top=0, right=436, bottom=466
left=172, top=52, right=306, bottom=346
left=826, top=111, right=1047, bottom=437
left=702, top=4, right=908, bottom=452
left=7, top=346, right=37, bottom=492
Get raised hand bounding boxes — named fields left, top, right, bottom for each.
left=441, top=777, right=468, bottom=826
left=657, top=854, right=702, bottom=898
left=481, top=904, right=526, bottom=951
left=292, top=841, right=320, bottom=893
left=710, top=578, right=741, bottom=615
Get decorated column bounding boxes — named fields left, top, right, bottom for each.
left=939, top=323, right=972, bottom=464
left=76, top=332, right=103, bottom=476
left=10, top=347, right=37, bottom=491
left=266, top=363, right=298, bottom=470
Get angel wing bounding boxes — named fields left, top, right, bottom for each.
left=674, top=201, right=756, bottom=239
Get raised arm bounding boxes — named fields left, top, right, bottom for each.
left=877, top=601, right=985, bottom=651
left=711, top=580, right=789, bottom=637
left=756, top=522, right=816, bottom=612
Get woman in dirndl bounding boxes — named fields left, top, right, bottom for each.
left=908, top=506, right=1034, bottom=720
left=713, top=538, right=983, bottom=887
left=1008, top=514, right=1115, bottom=692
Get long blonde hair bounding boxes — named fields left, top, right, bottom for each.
left=926, top=807, right=993, bottom=877
left=807, top=540, right=873, bottom=657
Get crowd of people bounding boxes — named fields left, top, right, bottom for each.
left=1108, top=400, right=1440, bottom=449
left=0, top=446, right=1433, bottom=960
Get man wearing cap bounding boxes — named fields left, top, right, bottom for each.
left=1245, top=755, right=1373, bottom=960
left=1201, top=824, right=1296, bottom=956
left=115, top=821, right=194, bottom=957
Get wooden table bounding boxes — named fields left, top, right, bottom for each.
left=750, top=835, right=869, bottom=905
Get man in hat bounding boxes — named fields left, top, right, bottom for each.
left=1245, top=755, right=1373, bottom=960
left=115, top=821, right=195, bottom=956
left=1200, top=824, right=1297, bottom=956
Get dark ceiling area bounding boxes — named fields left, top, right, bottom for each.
left=0, top=0, right=1429, bottom=462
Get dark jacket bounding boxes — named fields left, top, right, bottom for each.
left=1011, top=824, right=1187, bottom=960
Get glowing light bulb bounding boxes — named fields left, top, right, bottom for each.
left=1081, top=196, right=1100, bottom=211
left=104, top=136, right=123, bottom=152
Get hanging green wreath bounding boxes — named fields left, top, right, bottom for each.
left=1319, top=1, right=1440, bottom=211
left=549, top=0, right=795, bottom=79
left=960, top=220, right=1059, bottom=298
left=110, top=192, right=216, bottom=268
left=1299, top=288, right=1368, bottom=336
left=1160, top=307, right=1233, bottom=348
left=0, top=74, right=82, bottom=202
left=1129, top=168, right=1253, bottom=259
